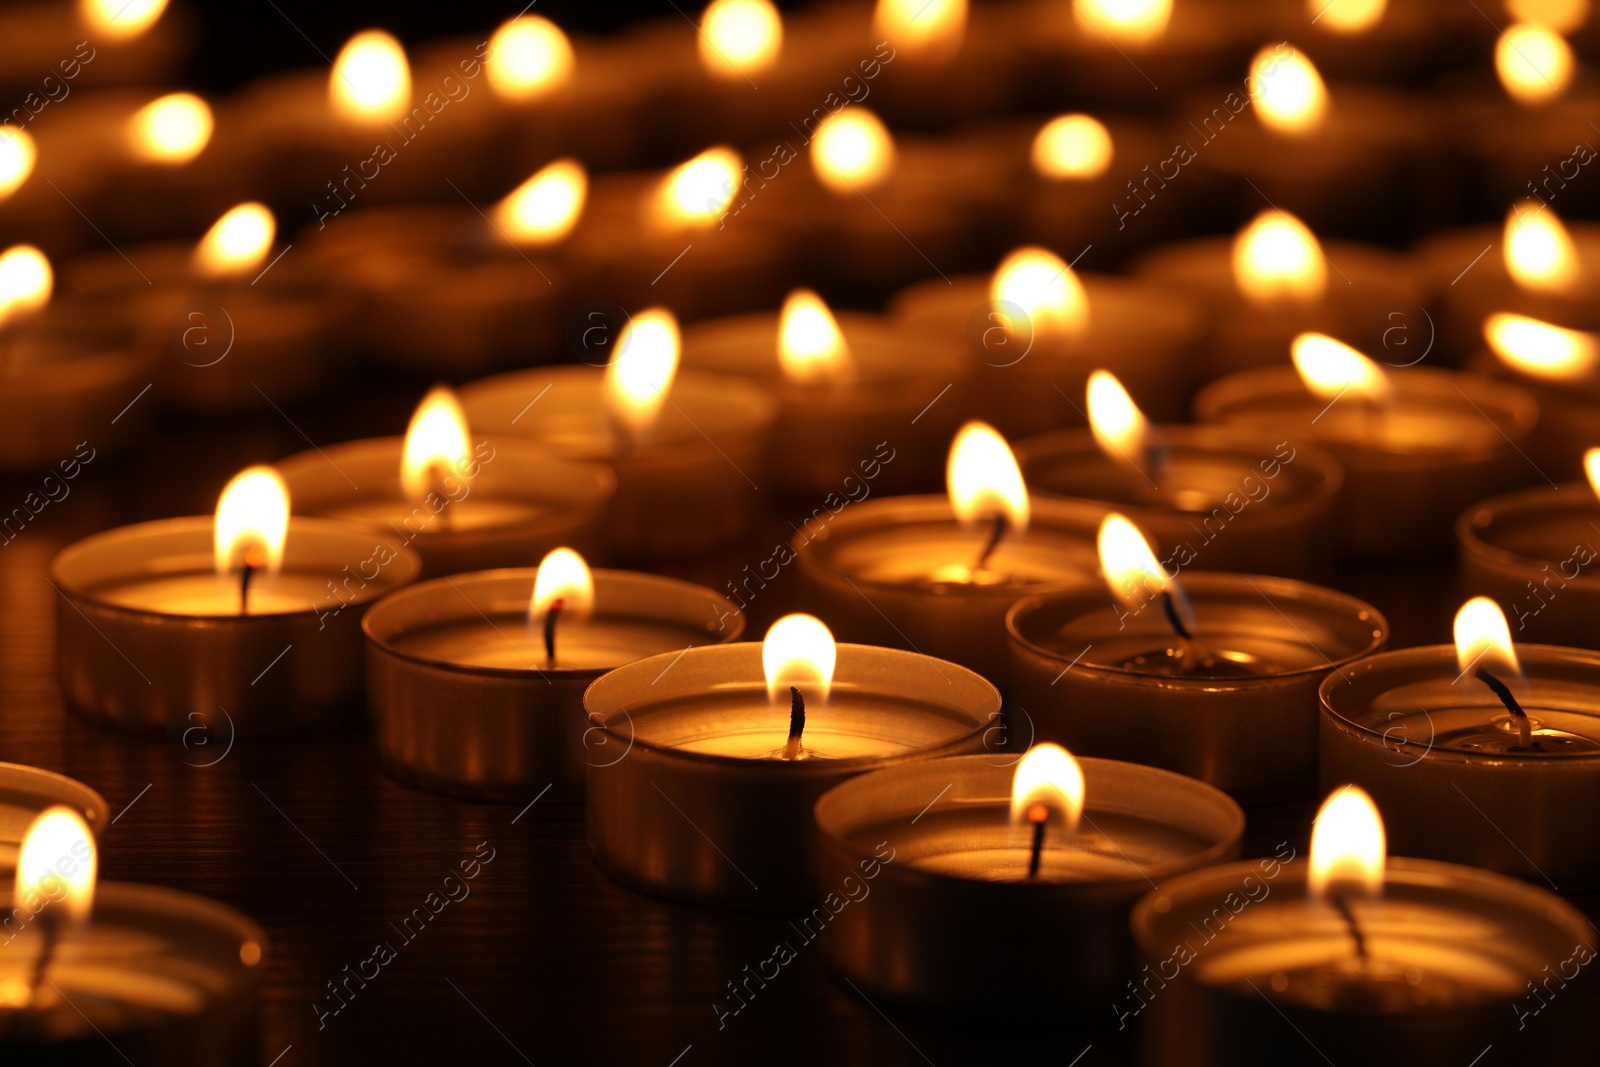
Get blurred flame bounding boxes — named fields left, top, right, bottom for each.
left=1454, top=596, right=1524, bottom=682
left=811, top=109, right=896, bottom=194
left=214, top=466, right=290, bottom=577
left=947, top=422, right=1030, bottom=531
left=654, top=147, right=742, bottom=229
left=1504, top=201, right=1582, bottom=294
left=193, top=202, right=275, bottom=280
left=778, top=289, right=854, bottom=385
left=1097, top=513, right=1176, bottom=608
left=874, top=0, right=967, bottom=64
left=487, top=15, right=574, bottom=100
left=1232, top=210, right=1327, bottom=303
left=763, top=613, right=836, bottom=703
left=1309, top=787, right=1385, bottom=900
left=1508, top=0, right=1590, bottom=32
left=607, top=307, right=680, bottom=438
left=1251, top=47, right=1328, bottom=134
left=1584, top=447, right=1600, bottom=500
left=331, top=30, right=411, bottom=123
left=400, top=387, right=472, bottom=502
left=700, top=0, right=783, bottom=78
left=0, top=246, right=52, bottom=328
left=1032, top=114, right=1114, bottom=180
left=1314, top=0, right=1387, bottom=32
left=1484, top=312, right=1598, bottom=381
left=493, top=159, right=587, bottom=247
left=81, top=0, right=166, bottom=38
left=1010, top=743, right=1085, bottom=834
left=126, top=93, right=213, bottom=165
left=0, top=128, right=36, bottom=200
left=991, top=247, right=1090, bottom=341
left=13, top=807, right=95, bottom=924
left=1074, top=0, right=1173, bottom=44
left=1087, top=370, right=1151, bottom=463
left=1496, top=23, right=1573, bottom=106
left=530, top=547, right=595, bottom=619
left=1291, top=333, right=1394, bottom=403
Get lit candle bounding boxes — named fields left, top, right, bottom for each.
left=0, top=765, right=105, bottom=874
left=584, top=615, right=999, bottom=908
left=1475, top=313, right=1598, bottom=481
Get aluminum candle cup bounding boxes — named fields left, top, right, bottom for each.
left=0, top=883, right=265, bottom=1065
left=0, top=765, right=107, bottom=871
left=584, top=644, right=998, bottom=911
left=791, top=496, right=1102, bottom=685
left=364, top=568, right=743, bottom=802
left=814, top=754, right=1243, bottom=1014
left=459, top=366, right=778, bottom=555
left=1131, top=858, right=1596, bottom=1066
left=889, top=273, right=1204, bottom=441
left=1008, top=575, right=1387, bottom=798
left=1015, top=427, right=1343, bottom=579
left=1194, top=366, right=1539, bottom=557
left=275, top=436, right=615, bottom=578
left=1458, top=485, right=1600, bottom=649
left=1320, top=644, right=1600, bottom=888
left=680, top=310, right=970, bottom=494
left=51, top=517, right=421, bottom=737
left=1466, top=347, right=1600, bottom=484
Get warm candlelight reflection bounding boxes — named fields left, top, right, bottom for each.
left=493, top=159, right=587, bottom=247
left=763, top=613, right=837, bottom=703
left=1251, top=47, right=1328, bottom=134
left=991, top=247, right=1090, bottom=341
left=214, top=466, right=290, bottom=578
left=874, top=0, right=967, bottom=64
left=0, top=129, right=36, bottom=200
left=1308, top=787, right=1384, bottom=900
left=81, top=0, right=167, bottom=39
left=126, top=93, right=213, bottom=164
left=1031, top=114, right=1113, bottom=180
left=1313, top=0, right=1386, bottom=33
left=193, top=203, right=276, bottom=280
left=778, top=289, right=854, bottom=385
left=700, top=0, right=783, bottom=79
left=1484, top=313, right=1598, bottom=381
left=0, top=245, right=53, bottom=328
left=811, top=108, right=895, bottom=193
left=1495, top=23, right=1573, bottom=106
left=1074, top=0, right=1173, bottom=44
left=607, top=307, right=680, bottom=438
left=1291, top=333, right=1393, bottom=403
left=1585, top=447, right=1600, bottom=499
left=1233, top=210, right=1328, bottom=303
left=1010, top=742, right=1085, bottom=833
left=487, top=15, right=575, bottom=100
left=530, top=547, right=595, bottom=619
left=1087, top=369, right=1155, bottom=468
left=948, top=422, right=1030, bottom=531
left=331, top=30, right=412, bottom=123
left=1508, top=0, right=1590, bottom=31
left=1504, top=201, right=1581, bottom=294
left=654, top=147, right=741, bottom=229
left=401, top=387, right=472, bottom=502
left=1098, top=513, right=1176, bottom=609
left=1454, top=596, right=1524, bottom=681
left=14, top=807, right=95, bottom=922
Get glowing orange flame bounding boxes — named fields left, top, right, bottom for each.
left=1504, top=201, right=1582, bottom=294
left=811, top=109, right=895, bottom=194
left=700, top=0, right=783, bottom=78
left=214, top=466, right=290, bottom=578
left=1291, top=333, right=1393, bottom=404
left=1309, top=786, right=1385, bottom=900
left=331, top=30, right=411, bottom=123
left=126, top=93, right=213, bottom=164
left=947, top=422, right=1029, bottom=531
left=1233, top=210, right=1327, bottom=303
left=1032, top=114, right=1113, bottom=180
left=1484, top=313, right=1598, bottom=382
left=530, top=547, right=595, bottom=620
left=13, top=807, right=95, bottom=923
left=1010, top=743, right=1085, bottom=834
left=778, top=289, right=853, bottom=385
left=493, top=159, right=587, bottom=247
left=763, top=613, right=836, bottom=703
left=487, top=15, right=574, bottom=100
left=1496, top=23, right=1573, bottom=106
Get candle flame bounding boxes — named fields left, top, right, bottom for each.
left=763, top=613, right=836, bottom=703
left=1496, top=23, right=1573, bottom=106
left=1074, top=0, right=1173, bottom=44
left=80, top=0, right=166, bottom=38
left=1504, top=201, right=1582, bottom=294
left=947, top=422, right=1030, bottom=532
left=1312, top=0, right=1386, bottom=32
left=0, top=245, right=52, bottom=328
left=487, top=15, right=574, bottom=100
left=493, top=159, right=587, bottom=247
left=1508, top=0, right=1590, bottom=32
left=1454, top=596, right=1524, bottom=683
left=529, top=547, right=595, bottom=620
left=1031, top=114, right=1114, bottom=180
left=990, top=247, right=1090, bottom=341
left=13, top=807, right=95, bottom=924
left=214, top=466, right=290, bottom=578
left=1585, top=447, right=1600, bottom=501
left=400, top=386, right=472, bottom=503
left=0, top=128, right=36, bottom=200
left=1233, top=210, right=1327, bottom=303
left=778, top=289, right=854, bottom=385
left=607, top=307, right=680, bottom=439
left=126, top=93, right=213, bottom=165
left=1291, top=333, right=1393, bottom=403
left=1010, top=743, right=1085, bottom=832
left=1086, top=369, right=1154, bottom=466
left=654, top=147, right=742, bottom=230
left=1097, top=512, right=1181, bottom=611
left=811, top=108, right=896, bottom=194
left=193, top=202, right=276, bottom=280
left=873, top=0, right=967, bottom=64
left=331, top=30, right=411, bottom=123
left=1251, top=47, right=1328, bottom=134
left=1309, top=787, right=1384, bottom=901
left=700, top=0, right=783, bottom=79
left=1483, top=313, right=1599, bottom=382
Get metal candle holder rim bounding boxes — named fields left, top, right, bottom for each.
left=1456, top=482, right=1600, bottom=579
left=0, top=762, right=110, bottom=838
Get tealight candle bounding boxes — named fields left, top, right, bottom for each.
left=793, top=422, right=1101, bottom=684
left=680, top=289, right=971, bottom=494
left=815, top=744, right=1242, bottom=1013
left=1008, top=515, right=1386, bottom=797
left=854, top=0, right=1015, bottom=128
left=1472, top=313, right=1599, bottom=482
left=1321, top=598, right=1600, bottom=887
left=585, top=616, right=997, bottom=909
left=0, top=765, right=106, bottom=872
left=1131, top=788, right=1595, bottom=1065
left=889, top=245, right=1205, bottom=440
left=1015, top=369, right=1344, bottom=578
left=1194, top=333, right=1539, bottom=556
left=275, top=386, right=614, bottom=577
left=0, top=809, right=264, bottom=1062
left=51, top=466, right=421, bottom=737
left=364, top=548, right=742, bottom=801
left=459, top=309, right=779, bottom=555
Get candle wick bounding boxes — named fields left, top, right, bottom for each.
left=428, top=463, right=453, bottom=531
left=1473, top=667, right=1534, bottom=749
left=239, top=543, right=265, bottom=615
left=971, top=513, right=1009, bottom=575
left=1160, top=590, right=1192, bottom=641
left=1026, top=802, right=1049, bottom=880
left=782, top=685, right=805, bottom=761
left=543, top=599, right=564, bottom=665
left=1142, top=429, right=1169, bottom=487
left=1329, top=887, right=1369, bottom=963
left=29, top=910, right=60, bottom=1005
